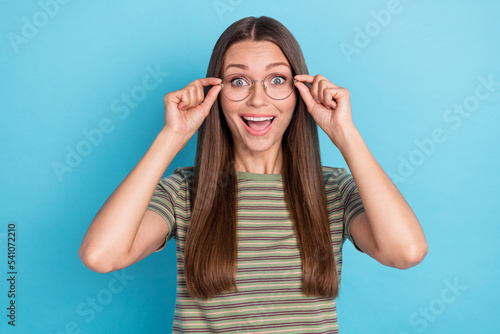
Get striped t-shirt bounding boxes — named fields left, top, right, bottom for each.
left=147, top=165, right=365, bottom=333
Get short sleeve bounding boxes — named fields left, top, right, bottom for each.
left=335, top=168, right=366, bottom=253
left=147, top=173, right=183, bottom=252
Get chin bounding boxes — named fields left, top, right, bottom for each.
left=242, top=136, right=280, bottom=151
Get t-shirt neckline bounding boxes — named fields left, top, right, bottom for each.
left=235, top=170, right=283, bottom=181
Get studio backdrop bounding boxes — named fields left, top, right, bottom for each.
left=1, top=1, right=499, bottom=333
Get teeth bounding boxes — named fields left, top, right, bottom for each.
left=242, top=116, right=274, bottom=121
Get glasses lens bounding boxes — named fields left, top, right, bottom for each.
left=221, top=72, right=295, bottom=101
left=222, top=74, right=252, bottom=101
left=264, top=73, right=294, bottom=100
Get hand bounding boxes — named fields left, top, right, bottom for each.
left=294, top=74, right=356, bottom=145
left=163, top=77, right=222, bottom=137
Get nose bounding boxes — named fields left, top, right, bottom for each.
left=247, top=80, right=268, bottom=107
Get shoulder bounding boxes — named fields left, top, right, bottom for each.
left=172, top=166, right=194, bottom=180
left=321, top=165, right=350, bottom=185
left=321, top=166, right=358, bottom=199
left=158, top=166, right=194, bottom=191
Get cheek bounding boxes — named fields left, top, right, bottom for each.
left=219, top=99, right=242, bottom=131
left=220, top=97, right=238, bottom=117
left=283, top=93, right=298, bottom=115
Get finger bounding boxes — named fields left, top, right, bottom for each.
left=295, top=74, right=321, bottom=100
left=181, top=85, right=199, bottom=110
left=295, top=74, right=342, bottom=89
left=197, top=84, right=222, bottom=114
left=186, top=85, right=201, bottom=109
left=311, top=77, right=329, bottom=101
left=188, top=83, right=207, bottom=108
left=186, top=78, right=221, bottom=109
left=322, top=88, right=338, bottom=109
left=178, top=90, right=191, bottom=111
left=325, top=87, right=350, bottom=109
left=294, top=74, right=315, bottom=84
left=294, top=81, right=317, bottom=112
left=318, top=78, right=330, bottom=95
left=179, top=77, right=222, bottom=110
left=195, top=84, right=205, bottom=105
left=195, top=77, right=223, bottom=88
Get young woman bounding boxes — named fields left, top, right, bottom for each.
left=79, top=16, right=427, bottom=333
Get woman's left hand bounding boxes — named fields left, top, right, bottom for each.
left=294, top=74, right=356, bottom=146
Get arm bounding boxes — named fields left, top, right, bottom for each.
left=78, top=130, right=187, bottom=273
left=78, top=77, right=222, bottom=273
left=294, top=74, right=428, bottom=269
left=336, top=127, right=427, bottom=269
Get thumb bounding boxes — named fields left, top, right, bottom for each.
left=198, top=84, right=222, bottom=114
left=294, top=81, right=316, bottom=112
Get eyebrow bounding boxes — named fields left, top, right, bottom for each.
left=224, top=62, right=291, bottom=72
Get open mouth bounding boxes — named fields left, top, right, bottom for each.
left=241, top=116, right=275, bottom=131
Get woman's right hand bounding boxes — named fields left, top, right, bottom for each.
left=162, top=77, right=222, bottom=137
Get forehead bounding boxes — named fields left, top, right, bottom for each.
left=223, top=40, right=291, bottom=74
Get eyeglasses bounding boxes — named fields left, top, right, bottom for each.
left=219, top=72, right=297, bottom=102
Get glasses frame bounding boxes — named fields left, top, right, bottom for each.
left=219, top=72, right=298, bottom=102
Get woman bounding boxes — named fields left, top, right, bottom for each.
left=79, top=16, right=427, bottom=333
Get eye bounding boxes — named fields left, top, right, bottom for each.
left=229, top=76, right=249, bottom=87
left=269, top=75, right=287, bottom=85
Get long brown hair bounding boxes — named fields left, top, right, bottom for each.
left=184, top=16, right=338, bottom=300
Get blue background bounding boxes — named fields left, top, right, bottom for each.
left=1, top=1, right=499, bottom=333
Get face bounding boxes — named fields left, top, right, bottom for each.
left=219, top=40, right=297, bottom=155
